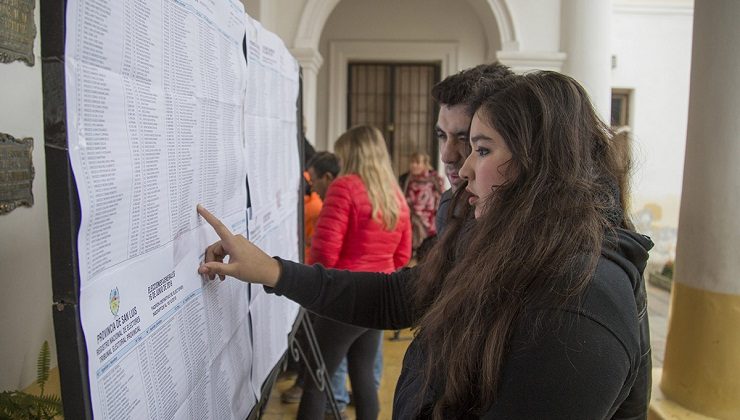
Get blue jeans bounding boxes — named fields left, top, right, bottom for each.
left=328, top=332, right=383, bottom=410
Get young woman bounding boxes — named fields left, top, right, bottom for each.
left=197, top=71, right=652, bottom=419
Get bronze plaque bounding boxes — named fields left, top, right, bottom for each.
left=0, top=0, right=35, bottom=66
left=0, top=133, right=34, bottom=214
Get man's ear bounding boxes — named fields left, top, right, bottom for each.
left=325, top=173, right=335, bottom=182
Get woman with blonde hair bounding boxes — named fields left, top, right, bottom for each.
left=303, top=125, right=411, bottom=419
left=312, top=126, right=410, bottom=270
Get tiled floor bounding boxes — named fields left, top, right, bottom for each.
left=262, top=285, right=672, bottom=419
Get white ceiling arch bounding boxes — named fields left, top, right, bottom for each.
left=292, top=0, right=519, bottom=52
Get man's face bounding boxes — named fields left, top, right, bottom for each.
left=436, top=104, right=472, bottom=190
left=307, top=167, right=333, bottom=201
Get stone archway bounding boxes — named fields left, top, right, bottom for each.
left=293, top=0, right=519, bottom=52
left=291, top=0, right=519, bottom=146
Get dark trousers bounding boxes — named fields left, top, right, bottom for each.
left=297, top=316, right=381, bottom=420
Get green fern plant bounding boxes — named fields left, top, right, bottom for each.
left=0, top=341, right=63, bottom=419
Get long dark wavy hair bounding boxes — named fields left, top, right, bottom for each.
left=413, top=71, right=633, bottom=418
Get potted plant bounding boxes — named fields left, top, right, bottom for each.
left=0, top=341, right=63, bottom=419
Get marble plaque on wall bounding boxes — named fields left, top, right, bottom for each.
left=0, top=0, right=36, bottom=66
left=0, top=133, right=34, bottom=214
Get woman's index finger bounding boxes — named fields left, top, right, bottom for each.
left=197, top=204, right=233, bottom=239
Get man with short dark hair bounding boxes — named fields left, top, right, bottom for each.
left=306, top=151, right=340, bottom=200
left=431, top=63, right=513, bottom=235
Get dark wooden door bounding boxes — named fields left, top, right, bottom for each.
left=347, top=63, right=440, bottom=176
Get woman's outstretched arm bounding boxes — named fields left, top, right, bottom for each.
left=197, top=205, right=417, bottom=330
left=271, top=260, right=416, bottom=330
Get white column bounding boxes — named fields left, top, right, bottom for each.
left=560, top=0, right=612, bottom=121
left=290, top=47, right=323, bottom=148
left=655, top=1, right=740, bottom=419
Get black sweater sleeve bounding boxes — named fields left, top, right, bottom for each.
left=266, top=258, right=417, bottom=330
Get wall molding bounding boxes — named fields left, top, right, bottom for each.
left=295, top=0, right=518, bottom=51
left=613, top=0, right=693, bottom=15
left=495, top=50, right=567, bottom=73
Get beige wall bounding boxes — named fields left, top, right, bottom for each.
left=0, top=1, right=57, bottom=390
left=612, top=2, right=694, bottom=268
left=241, top=0, right=310, bottom=41
left=240, top=0, right=260, bottom=23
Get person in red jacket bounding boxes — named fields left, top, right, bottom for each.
left=305, top=125, right=411, bottom=419
left=311, top=133, right=412, bottom=272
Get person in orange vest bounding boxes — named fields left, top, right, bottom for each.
left=303, top=172, right=322, bottom=265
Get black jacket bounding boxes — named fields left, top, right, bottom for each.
left=269, top=228, right=653, bottom=419
left=435, top=188, right=453, bottom=236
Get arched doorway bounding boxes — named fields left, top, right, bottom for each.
left=291, top=0, right=520, bottom=159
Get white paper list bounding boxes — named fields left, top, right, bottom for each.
left=242, top=15, right=301, bottom=395
left=65, top=0, right=256, bottom=418
left=67, top=0, right=248, bottom=287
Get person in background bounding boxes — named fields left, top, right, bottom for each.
left=198, top=71, right=652, bottom=418
left=303, top=176, right=322, bottom=265
left=302, top=142, right=321, bottom=265
left=303, top=177, right=323, bottom=264
left=306, top=152, right=340, bottom=202
left=282, top=151, right=341, bottom=405
left=432, top=63, right=513, bottom=236
left=398, top=152, right=444, bottom=257
left=305, top=126, right=411, bottom=419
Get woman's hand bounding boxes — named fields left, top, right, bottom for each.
left=196, top=205, right=281, bottom=287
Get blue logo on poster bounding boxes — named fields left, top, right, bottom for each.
left=109, top=287, right=120, bottom=316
